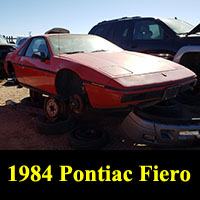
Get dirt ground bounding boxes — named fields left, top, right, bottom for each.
left=0, top=79, right=200, bottom=150
left=0, top=79, right=147, bottom=150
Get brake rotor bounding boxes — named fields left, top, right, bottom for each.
left=69, top=94, right=84, bottom=115
left=46, top=98, right=59, bottom=119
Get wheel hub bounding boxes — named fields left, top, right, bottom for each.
left=46, top=98, right=59, bottom=118
left=69, top=94, right=83, bottom=115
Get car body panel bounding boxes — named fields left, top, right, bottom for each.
left=4, top=34, right=197, bottom=109
left=120, top=111, right=200, bottom=146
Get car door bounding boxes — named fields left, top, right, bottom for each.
left=18, top=37, right=52, bottom=92
left=110, top=21, right=133, bottom=49
left=127, top=19, right=175, bottom=60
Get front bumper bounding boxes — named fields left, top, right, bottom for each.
left=84, top=77, right=196, bottom=109
left=120, top=112, right=200, bottom=146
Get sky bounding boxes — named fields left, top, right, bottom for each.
left=1, top=0, right=200, bottom=37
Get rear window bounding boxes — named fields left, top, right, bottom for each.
left=160, top=18, right=194, bottom=34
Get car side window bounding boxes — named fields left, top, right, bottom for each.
left=91, top=24, right=111, bottom=37
left=133, top=20, right=164, bottom=40
left=25, top=38, right=50, bottom=58
left=113, top=22, right=131, bottom=41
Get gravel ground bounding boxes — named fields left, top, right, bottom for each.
left=0, top=79, right=200, bottom=150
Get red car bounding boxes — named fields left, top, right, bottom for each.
left=4, top=34, right=196, bottom=121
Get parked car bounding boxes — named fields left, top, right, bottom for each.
left=4, top=34, right=196, bottom=121
left=45, top=27, right=70, bottom=34
left=89, top=17, right=200, bottom=88
left=0, top=35, right=15, bottom=78
left=14, top=37, right=29, bottom=49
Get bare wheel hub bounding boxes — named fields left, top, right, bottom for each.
left=69, top=94, right=83, bottom=115
left=46, top=98, right=59, bottom=118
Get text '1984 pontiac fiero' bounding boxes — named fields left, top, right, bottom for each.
left=4, top=34, right=197, bottom=121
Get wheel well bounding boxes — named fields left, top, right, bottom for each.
left=180, top=52, right=200, bottom=74
left=7, top=61, right=15, bottom=77
left=55, top=69, right=83, bottom=100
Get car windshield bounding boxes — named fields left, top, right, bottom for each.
left=48, top=34, right=122, bottom=55
left=160, top=18, right=194, bottom=34
left=0, top=35, right=8, bottom=44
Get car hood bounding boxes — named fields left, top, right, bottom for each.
left=187, top=23, right=200, bottom=36
left=59, top=51, right=188, bottom=78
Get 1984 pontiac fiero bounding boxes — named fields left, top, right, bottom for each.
left=4, top=34, right=197, bottom=119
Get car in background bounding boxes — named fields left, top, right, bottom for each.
left=45, top=27, right=70, bottom=34
left=4, top=34, right=196, bottom=121
left=89, top=17, right=200, bottom=88
left=0, top=35, right=15, bottom=78
left=120, top=98, right=200, bottom=146
left=14, top=37, right=29, bottom=49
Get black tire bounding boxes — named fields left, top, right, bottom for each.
left=34, top=115, right=76, bottom=135
left=68, top=122, right=109, bottom=150
left=43, top=97, right=68, bottom=122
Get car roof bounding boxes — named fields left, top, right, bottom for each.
left=95, top=16, right=177, bottom=25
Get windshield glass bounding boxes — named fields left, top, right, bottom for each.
left=48, top=34, right=122, bottom=55
left=0, top=35, right=8, bottom=44
left=160, top=18, right=194, bottom=34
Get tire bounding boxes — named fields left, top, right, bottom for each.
left=68, top=122, right=109, bottom=150
left=43, top=97, right=68, bottom=122
left=34, top=115, right=76, bottom=135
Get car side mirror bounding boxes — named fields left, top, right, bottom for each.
left=32, top=52, right=47, bottom=61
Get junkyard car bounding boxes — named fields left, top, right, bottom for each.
left=0, top=35, right=15, bottom=78
left=4, top=34, right=197, bottom=120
